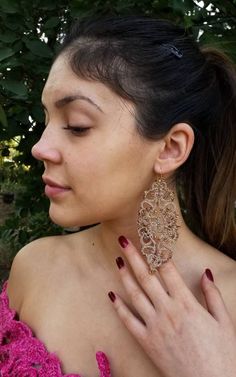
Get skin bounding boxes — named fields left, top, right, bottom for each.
left=6, top=54, right=236, bottom=377
left=112, top=240, right=236, bottom=377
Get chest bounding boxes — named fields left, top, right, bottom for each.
left=20, top=281, right=162, bottom=377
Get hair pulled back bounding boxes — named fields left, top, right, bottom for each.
left=58, top=16, right=236, bottom=258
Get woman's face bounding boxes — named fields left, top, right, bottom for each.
left=32, top=55, right=159, bottom=227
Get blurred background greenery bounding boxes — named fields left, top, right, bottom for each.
left=0, top=0, right=236, bottom=282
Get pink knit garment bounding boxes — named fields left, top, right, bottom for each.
left=0, top=281, right=111, bottom=377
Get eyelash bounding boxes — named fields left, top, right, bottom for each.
left=62, top=125, right=90, bottom=135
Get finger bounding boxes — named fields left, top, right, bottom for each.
left=157, top=259, right=193, bottom=299
left=116, top=256, right=156, bottom=322
left=118, top=236, right=169, bottom=307
left=108, top=291, right=147, bottom=342
left=201, top=269, right=233, bottom=325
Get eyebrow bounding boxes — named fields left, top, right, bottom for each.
left=42, top=94, right=104, bottom=113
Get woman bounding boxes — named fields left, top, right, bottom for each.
left=1, top=16, right=236, bottom=377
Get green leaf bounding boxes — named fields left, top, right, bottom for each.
left=0, top=58, right=22, bottom=70
left=31, top=105, right=44, bottom=123
left=44, top=17, right=60, bottom=29
left=0, top=47, right=15, bottom=62
left=0, top=31, right=19, bottom=43
left=37, top=1, right=58, bottom=11
left=12, top=41, right=23, bottom=53
left=24, top=40, right=53, bottom=58
left=0, top=105, right=8, bottom=128
left=170, top=0, right=185, bottom=13
left=1, top=80, right=28, bottom=99
left=4, top=16, right=24, bottom=31
left=184, top=15, right=193, bottom=28
left=0, top=0, right=20, bottom=14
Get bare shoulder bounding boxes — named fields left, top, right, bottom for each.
left=216, top=254, right=236, bottom=326
left=199, top=242, right=236, bottom=326
left=6, top=234, right=70, bottom=312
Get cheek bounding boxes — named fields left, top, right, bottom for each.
left=70, top=139, right=152, bottom=203
left=49, top=139, right=154, bottom=227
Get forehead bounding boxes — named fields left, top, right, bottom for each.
left=42, top=55, right=121, bottom=110
left=43, top=55, right=73, bottom=91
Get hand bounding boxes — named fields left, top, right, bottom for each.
left=108, top=236, right=236, bottom=377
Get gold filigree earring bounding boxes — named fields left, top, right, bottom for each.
left=137, top=174, right=179, bottom=273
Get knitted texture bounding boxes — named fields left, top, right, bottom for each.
left=0, top=281, right=111, bottom=377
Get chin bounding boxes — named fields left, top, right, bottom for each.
left=48, top=207, right=97, bottom=229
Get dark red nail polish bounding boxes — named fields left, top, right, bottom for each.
left=118, top=235, right=129, bottom=248
left=116, top=256, right=125, bottom=269
left=205, top=268, right=214, bottom=282
left=108, top=291, right=116, bottom=302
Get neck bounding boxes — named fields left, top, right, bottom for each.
left=91, top=198, right=201, bottom=273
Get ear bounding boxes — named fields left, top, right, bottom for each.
left=153, top=123, right=194, bottom=174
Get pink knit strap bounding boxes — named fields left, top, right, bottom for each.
left=0, top=281, right=111, bottom=377
left=96, top=351, right=111, bottom=377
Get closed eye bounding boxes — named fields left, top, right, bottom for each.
left=63, top=125, right=91, bottom=136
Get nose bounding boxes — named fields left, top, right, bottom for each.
left=31, top=126, right=62, bottom=164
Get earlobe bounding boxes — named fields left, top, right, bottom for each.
left=154, top=123, right=194, bottom=174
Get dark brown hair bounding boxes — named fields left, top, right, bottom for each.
left=58, top=16, right=236, bottom=258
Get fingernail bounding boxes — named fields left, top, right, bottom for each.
left=118, top=235, right=129, bottom=248
left=205, top=268, right=214, bottom=282
left=108, top=291, right=116, bottom=302
left=116, top=256, right=125, bottom=269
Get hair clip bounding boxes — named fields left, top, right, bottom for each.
left=160, top=43, right=183, bottom=59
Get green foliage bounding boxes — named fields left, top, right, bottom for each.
left=0, top=105, right=7, bottom=128
left=0, top=210, right=62, bottom=262
left=0, top=166, right=62, bottom=260
left=0, top=1, right=235, bottom=160
left=0, top=0, right=235, bottom=269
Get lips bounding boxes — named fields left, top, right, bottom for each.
left=42, top=176, right=71, bottom=198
